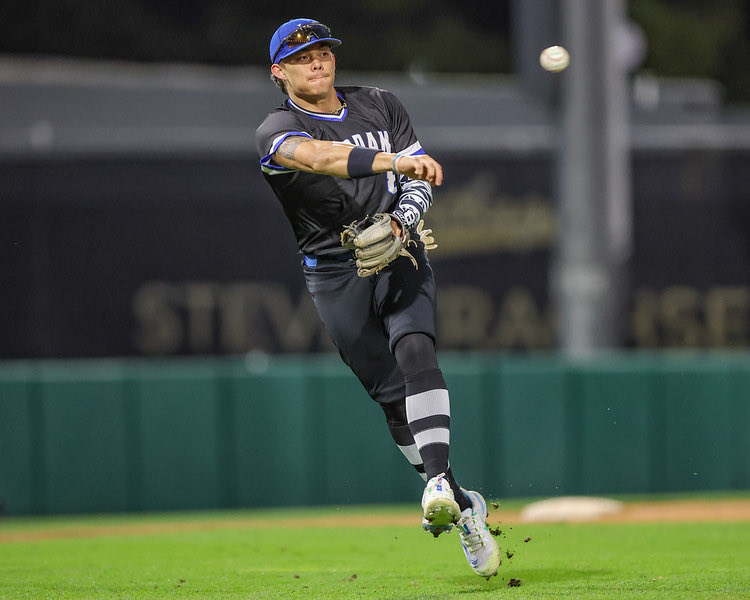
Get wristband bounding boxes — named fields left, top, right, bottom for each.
left=391, top=154, right=403, bottom=174
left=347, top=146, right=380, bottom=178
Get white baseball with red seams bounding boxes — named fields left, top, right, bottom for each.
left=540, top=45, right=570, bottom=72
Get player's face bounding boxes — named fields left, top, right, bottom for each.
left=275, top=42, right=336, bottom=100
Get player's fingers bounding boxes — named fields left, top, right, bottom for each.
left=424, top=157, right=437, bottom=181
left=427, top=157, right=442, bottom=184
left=417, top=155, right=441, bottom=186
left=433, top=161, right=443, bottom=186
left=422, top=160, right=436, bottom=184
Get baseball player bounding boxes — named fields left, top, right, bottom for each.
left=256, top=18, right=500, bottom=578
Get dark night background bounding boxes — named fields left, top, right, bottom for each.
left=1, top=0, right=750, bottom=102
left=2, top=0, right=750, bottom=358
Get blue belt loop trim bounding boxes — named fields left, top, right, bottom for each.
left=303, top=255, right=318, bottom=267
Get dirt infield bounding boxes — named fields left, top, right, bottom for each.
left=601, top=499, right=750, bottom=523
left=1, top=498, right=749, bottom=544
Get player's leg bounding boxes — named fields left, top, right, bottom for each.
left=302, top=260, right=423, bottom=477
left=393, top=333, right=470, bottom=509
left=379, top=398, right=427, bottom=481
left=377, top=249, right=500, bottom=576
left=380, top=396, right=485, bottom=510
left=374, top=247, right=471, bottom=527
left=303, top=259, right=455, bottom=489
left=376, top=246, right=470, bottom=501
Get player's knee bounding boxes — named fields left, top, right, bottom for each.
left=379, top=398, right=408, bottom=427
left=394, top=332, right=438, bottom=377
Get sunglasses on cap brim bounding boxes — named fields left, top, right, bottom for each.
left=273, top=23, right=333, bottom=63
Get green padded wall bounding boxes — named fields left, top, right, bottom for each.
left=0, top=365, right=34, bottom=515
left=660, top=358, right=736, bottom=491
left=38, top=363, right=131, bottom=514
left=498, top=358, right=569, bottom=497
left=578, top=361, right=654, bottom=494
left=133, top=362, right=223, bottom=511
left=229, top=363, right=313, bottom=508
left=0, top=354, right=748, bottom=516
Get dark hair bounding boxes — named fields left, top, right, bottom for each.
left=270, top=72, right=288, bottom=95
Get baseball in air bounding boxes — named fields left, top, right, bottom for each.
left=540, top=46, right=570, bottom=72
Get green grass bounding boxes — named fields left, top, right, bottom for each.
left=1, top=506, right=748, bottom=599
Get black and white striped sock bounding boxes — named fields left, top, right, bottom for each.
left=388, top=423, right=428, bottom=482
left=405, top=368, right=451, bottom=481
left=387, top=414, right=471, bottom=511
left=404, top=368, right=471, bottom=512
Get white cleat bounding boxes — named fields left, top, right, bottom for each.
left=421, top=516, right=454, bottom=537
left=421, top=473, right=460, bottom=537
left=457, top=489, right=501, bottom=579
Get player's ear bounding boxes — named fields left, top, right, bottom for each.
left=271, top=63, right=286, bottom=79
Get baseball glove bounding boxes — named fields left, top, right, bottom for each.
left=415, top=220, right=437, bottom=252
left=341, top=213, right=418, bottom=277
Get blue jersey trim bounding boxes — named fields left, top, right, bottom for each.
left=396, top=141, right=425, bottom=157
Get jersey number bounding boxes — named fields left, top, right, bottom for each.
left=387, top=171, right=398, bottom=194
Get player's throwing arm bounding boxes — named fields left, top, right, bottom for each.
left=274, top=136, right=443, bottom=187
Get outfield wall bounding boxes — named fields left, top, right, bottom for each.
left=1, top=353, right=748, bottom=516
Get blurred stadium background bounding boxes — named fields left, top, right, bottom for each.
left=1, top=0, right=749, bottom=516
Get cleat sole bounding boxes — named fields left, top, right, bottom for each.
left=423, top=498, right=460, bottom=527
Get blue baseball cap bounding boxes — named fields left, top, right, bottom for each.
left=269, top=18, right=342, bottom=64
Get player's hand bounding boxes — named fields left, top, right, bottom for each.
left=395, top=154, right=443, bottom=186
left=390, top=216, right=403, bottom=239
